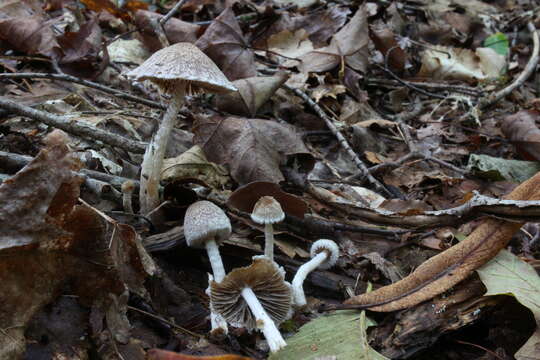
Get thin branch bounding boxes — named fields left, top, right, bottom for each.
left=479, top=22, right=539, bottom=108
left=284, top=84, right=393, bottom=197
left=0, top=150, right=140, bottom=189
left=0, top=98, right=146, bottom=153
left=159, top=0, right=187, bottom=25
left=0, top=72, right=166, bottom=110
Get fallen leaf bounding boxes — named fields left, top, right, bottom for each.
left=193, top=116, right=314, bottom=184
left=267, top=29, right=314, bottom=67
left=467, top=154, right=540, bottom=183
left=214, top=72, right=289, bottom=116
left=134, top=9, right=201, bottom=52
left=0, top=15, right=60, bottom=58
left=300, top=6, right=369, bottom=73
left=269, top=310, right=388, bottom=360
left=501, top=110, right=540, bottom=161
left=195, top=7, right=256, bottom=80
left=370, top=24, right=408, bottom=72
left=148, top=348, right=254, bottom=360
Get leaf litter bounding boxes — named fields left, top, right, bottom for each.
left=1, top=0, right=540, bottom=359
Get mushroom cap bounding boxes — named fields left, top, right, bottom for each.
left=210, top=257, right=292, bottom=330
left=310, top=239, right=339, bottom=270
left=121, top=180, right=135, bottom=193
left=125, top=42, right=237, bottom=94
left=250, top=196, right=285, bottom=225
left=183, top=200, right=231, bottom=248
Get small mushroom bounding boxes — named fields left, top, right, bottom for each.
left=183, top=200, right=231, bottom=282
left=126, top=43, right=236, bottom=221
left=121, top=180, right=135, bottom=214
left=184, top=200, right=231, bottom=336
left=292, top=239, right=339, bottom=307
left=211, top=257, right=291, bottom=353
left=250, top=196, right=284, bottom=261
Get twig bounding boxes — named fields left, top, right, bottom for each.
left=0, top=150, right=140, bottom=189
left=365, top=77, right=482, bottom=97
left=479, top=22, right=539, bottom=108
left=374, top=63, right=446, bottom=99
left=159, top=0, right=187, bottom=25
left=0, top=98, right=146, bottom=153
left=284, top=84, right=393, bottom=197
left=126, top=305, right=203, bottom=338
left=0, top=72, right=166, bottom=110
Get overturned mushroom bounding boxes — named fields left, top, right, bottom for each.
left=211, top=257, right=292, bottom=353
left=184, top=200, right=231, bottom=336
left=292, top=239, right=339, bottom=307
left=126, top=43, right=236, bottom=221
left=251, top=196, right=284, bottom=261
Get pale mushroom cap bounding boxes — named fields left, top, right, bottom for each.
left=125, top=42, right=237, bottom=94
left=251, top=196, right=285, bottom=224
left=310, top=239, right=339, bottom=270
left=210, top=257, right=292, bottom=330
left=183, top=200, right=231, bottom=248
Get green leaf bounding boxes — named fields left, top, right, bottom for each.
left=477, top=250, right=540, bottom=359
left=467, top=154, right=540, bottom=183
left=484, top=33, right=509, bottom=56
left=270, top=310, right=389, bottom=360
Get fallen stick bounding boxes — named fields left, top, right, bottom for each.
left=0, top=98, right=147, bottom=154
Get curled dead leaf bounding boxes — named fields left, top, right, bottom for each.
left=501, top=110, right=540, bottom=161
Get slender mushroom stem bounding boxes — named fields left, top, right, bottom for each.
left=206, top=281, right=228, bottom=337
left=205, top=238, right=226, bottom=282
left=241, top=287, right=287, bottom=353
left=264, top=223, right=275, bottom=260
left=139, top=82, right=187, bottom=220
left=121, top=180, right=135, bottom=214
left=292, top=251, right=328, bottom=307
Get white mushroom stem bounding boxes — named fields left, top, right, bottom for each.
left=205, top=238, right=226, bottom=283
left=241, top=287, right=287, bottom=353
left=206, top=281, right=228, bottom=336
left=122, top=187, right=134, bottom=214
left=292, top=251, right=328, bottom=307
left=264, top=223, right=274, bottom=260
left=139, top=83, right=186, bottom=220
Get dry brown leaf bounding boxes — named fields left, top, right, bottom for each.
left=193, top=116, right=313, bottom=185
left=0, top=15, right=60, bottom=58
left=57, top=16, right=106, bottom=78
left=300, top=6, right=369, bottom=73
left=214, top=72, right=289, bottom=116
left=501, top=110, right=540, bottom=161
left=147, top=348, right=254, bottom=360
left=195, top=7, right=255, bottom=80
left=134, top=9, right=201, bottom=52
left=344, top=171, right=540, bottom=311
left=369, top=24, right=407, bottom=73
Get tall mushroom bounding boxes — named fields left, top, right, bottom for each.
left=292, top=239, right=339, bottom=307
left=126, top=43, right=237, bottom=221
left=251, top=196, right=284, bottom=261
left=211, top=257, right=292, bottom=353
left=184, top=200, right=231, bottom=335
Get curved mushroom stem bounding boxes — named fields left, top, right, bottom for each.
left=139, top=83, right=186, bottom=221
left=241, top=287, right=287, bottom=353
left=264, top=223, right=274, bottom=260
left=205, top=238, right=226, bottom=282
left=292, top=251, right=328, bottom=307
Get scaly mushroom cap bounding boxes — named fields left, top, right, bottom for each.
left=183, top=200, right=231, bottom=248
left=210, top=257, right=292, bottom=330
left=310, top=239, right=339, bottom=270
left=251, top=196, right=285, bottom=225
left=126, top=42, right=237, bottom=94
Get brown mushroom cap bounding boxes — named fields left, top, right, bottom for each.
left=210, top=257, right=292, bottom=329
left=126, top=42, right=237, bottom=94
left=183, top=200, right=231, bottom=248
left=250, top=196, right=285, bottom=225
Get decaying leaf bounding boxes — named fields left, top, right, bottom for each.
left=0, top=15, right=60, bottom=58
left=193, top=116, right=314, bottom=184
left=266, top=29, right=314, bottom=67
left=418, top=45, right=505, bottom=81
left=195, top=7, right=256, bottom=80
left=300, top=6, right=369, bottom=73
left=214, top=72, right=289, bottom=116
left=0, top=131, right=151, bottom=358
left=161, top=145, right=231, bottom=189
left=344, top=171, right=540, bottom=311
left=467, top=154, right=540, bottom=183
left=134, top=9, right=201, bottom=52
left=501, top=110, right=540, bottom=162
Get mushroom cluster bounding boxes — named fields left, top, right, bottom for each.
left=182, top=197, right=340, bottom=354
